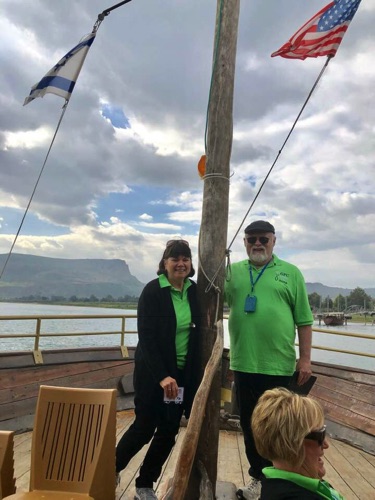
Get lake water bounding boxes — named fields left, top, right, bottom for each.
left=0, top=302, right=374, bottom=371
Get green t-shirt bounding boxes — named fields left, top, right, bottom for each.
left=263, top=467, right=345, bottom=500
left=224, top=255, right=313, bottom=375
left=159, top=274, right=192, bottom=369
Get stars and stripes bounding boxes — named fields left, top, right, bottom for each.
left=24, top=32, right=96, bottom=105
left=271, top=0, right=362, bottom=60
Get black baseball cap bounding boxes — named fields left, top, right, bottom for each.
left=245, top=220, right=275, bottom=234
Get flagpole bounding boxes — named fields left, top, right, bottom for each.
left=102, top=0, right=133, bottom=16
left=0, top=0, right=133, bottom=281
left=228, top=55, right=333, bottom=247
left=93, top=0, right=133, bottom=32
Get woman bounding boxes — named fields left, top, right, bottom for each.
left=251, top=387, right=345, bottom=500
left=116, top=240, right=201, bottom=500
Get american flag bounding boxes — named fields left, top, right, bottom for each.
left=271, top=0, right=362, bottom=60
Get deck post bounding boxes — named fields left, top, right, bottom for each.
left=191, top=0, right=240, bottom=497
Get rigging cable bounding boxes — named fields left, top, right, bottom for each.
left=197, top=0, right=225, bottom=325
left=200, top=55, right=333, bottom=299
left=0, top=0, right=133, bottom=282
left=227, top=55, right=332, bottom=251
left=0, top=101, right=69, bottom=281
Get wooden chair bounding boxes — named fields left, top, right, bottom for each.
left=4, top=385, right=117, bottom=500
left=0, top=431, right=16, bottom=499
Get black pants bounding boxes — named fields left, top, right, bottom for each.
left=234, top=371, right=291, bottom=480
left=116, top=371, right=185, bottom=489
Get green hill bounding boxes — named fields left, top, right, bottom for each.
left=0, top=254, right=144, bottom=300
left=0, top=255, right=373, bottom=302
left=305, top=282, right=375, bottom=300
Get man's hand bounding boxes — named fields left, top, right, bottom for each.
left=296, top=358, right=312, bottom=385
left=297, top=324, right=312, bottom=384
left=160, top=376, right=179, bottom=399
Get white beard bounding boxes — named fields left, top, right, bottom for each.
left=249, top=250, right=269, bottom=264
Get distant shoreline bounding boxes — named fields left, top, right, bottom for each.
left=1, top=300, right=373, bottom=324
left=0, top=300, right=138, bottom=310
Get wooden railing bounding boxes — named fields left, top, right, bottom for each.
left=300, top=327, right=375, bottom=359
left=0, top=314, right=374, bottom=363
left=0, top=313, right=137, bottom=363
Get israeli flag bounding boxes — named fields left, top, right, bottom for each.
left=24, top=32, right=96, bottom=106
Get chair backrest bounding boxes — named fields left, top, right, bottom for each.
left=30, top=385, right=116, bottom=500
left=0, top=430, right=17, bottom=499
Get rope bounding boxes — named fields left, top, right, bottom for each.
left=196, top=0, right=226, bottom=323
left=200, top=56, right=333, bottom=300
left=0, top=101, right=69, bottom=281
left=227, top=55, right=332, bottom=250
left=204, top=0, right=224, bottom=155
left=0, top=0, right=134, bottom=282
left=201, top=173, right=230, bottom=181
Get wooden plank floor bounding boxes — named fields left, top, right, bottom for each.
left=13, top=410, right=375, bottom=499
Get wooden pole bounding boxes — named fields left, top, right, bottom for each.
left=191, top=0, right=240, bottom=496
left=162, top=322, right=224, bottom=500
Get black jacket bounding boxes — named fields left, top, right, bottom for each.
left=260, top=478, right=327, bottom=499
left=134, top=277, right=201, bottom=417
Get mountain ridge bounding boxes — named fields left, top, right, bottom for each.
left=0, top=254, right=373, bottom=300
left=0, top=253, right=145, bottom=300
left=305, top=282, right=375, bottom=299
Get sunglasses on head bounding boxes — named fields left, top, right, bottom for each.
left=245, top=236, right=270, bottom=245
left=166, top=239, right=189, bottom=247
left=305, top=425, right=326, bottom=446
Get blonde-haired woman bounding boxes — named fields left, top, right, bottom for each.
left=251, top=387, right=345, bottom=499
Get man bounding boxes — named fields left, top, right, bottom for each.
left=225, top=220, right=313, bottom=500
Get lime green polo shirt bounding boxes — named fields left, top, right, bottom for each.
left=159, top=274, right=192, bottom=369
left=224, top=255, right=313, bottom=375
left=263, top=467, right=345, bottom=500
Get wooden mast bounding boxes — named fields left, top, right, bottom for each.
left=193, top=0, right=240, bottom=496
left=161, top=3, right=240, bottom=497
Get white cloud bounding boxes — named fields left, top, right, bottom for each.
left=139, top=213, right=153, bottom=221
left=2, top=127, right=52, bottom=150
left=0, top=0, right=373, bottom=289
left=137, top=221, right=182, bottom=231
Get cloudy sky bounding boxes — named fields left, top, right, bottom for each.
left=0, top=0, right=374, bottom=288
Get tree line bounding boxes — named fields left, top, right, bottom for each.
left=2, top=294, right=139, bottom=304
left=2, top=287, right=374, bottom=312
left=308, top=287, right=374, bottom=312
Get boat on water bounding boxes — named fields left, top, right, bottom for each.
left=316, top=312, right=354, bottom=327
left=323, top=313, right=345, bottom=326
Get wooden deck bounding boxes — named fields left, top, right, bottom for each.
left=11, top=410, right=375, bottom=500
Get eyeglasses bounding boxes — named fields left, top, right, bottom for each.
left=245, top=236, right=270, bottom=245
left=166, top=239, right=189, bottom=247
left=305, top=425, right=326, bottom=446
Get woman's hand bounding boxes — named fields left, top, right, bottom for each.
left=160, top=376, right=179, bottom=399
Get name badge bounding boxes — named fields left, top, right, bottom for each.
left=244, top=295, right=257, bottom=313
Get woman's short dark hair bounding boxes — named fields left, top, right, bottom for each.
left=157, top=240, right=195, bottom=277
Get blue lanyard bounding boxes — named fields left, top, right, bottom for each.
left=249, top=262, right=269, bottom=294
